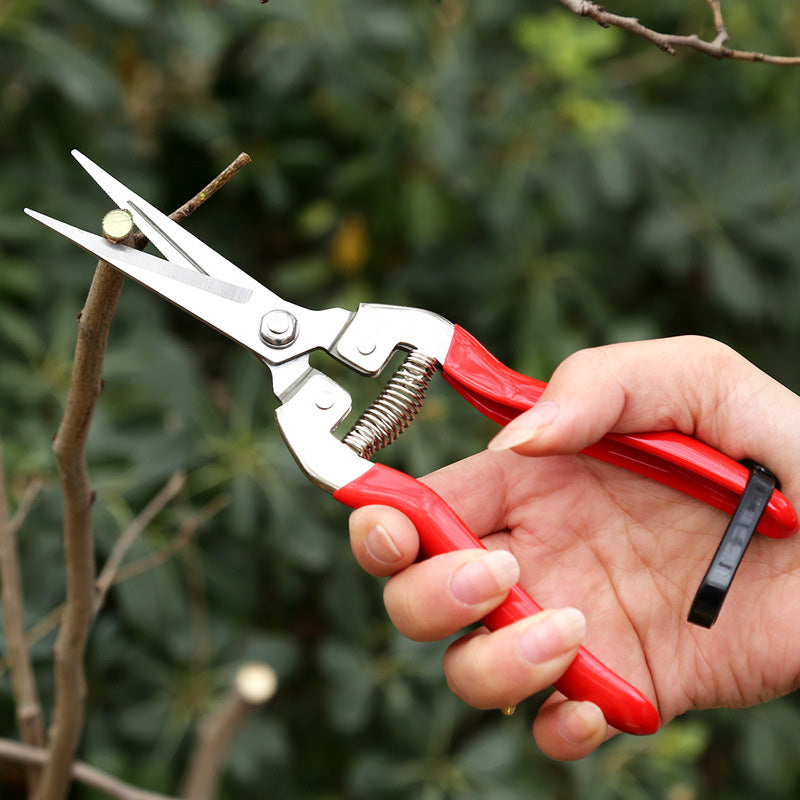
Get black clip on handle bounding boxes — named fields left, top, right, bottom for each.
left=688, top=460, right=778, bottom=629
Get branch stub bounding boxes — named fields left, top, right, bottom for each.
left=101, top=209, right=134, bottom=243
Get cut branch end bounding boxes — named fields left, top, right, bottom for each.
left=101, top=210, right=135, bottom=243
left=235, top=663, right=278, bottom=706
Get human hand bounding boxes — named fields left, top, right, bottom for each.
left=348, top=336, right=800, bottom=759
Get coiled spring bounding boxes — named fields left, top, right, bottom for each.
left=343, top=350, right=438, bottom=459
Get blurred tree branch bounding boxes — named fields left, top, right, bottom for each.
left=93, top=470, right=186, bottom=615
left=181, top=663, right=278, bottom=800
left=111, top=494, right=228, bottom=585
left=0, top=440, right=45, bottom=795
left=0, top=738, right=179, bottom=800
left=34, top=152, right=251, bottom=800
left=0, top=492, right=227, bottom=682
left=558, top=0, right=800, bottom=64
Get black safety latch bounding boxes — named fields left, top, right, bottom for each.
left=688, top=460, right=778, bottom=628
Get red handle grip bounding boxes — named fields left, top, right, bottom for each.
left=335, top=462, right=660, bottom=736
left=442, top=325, right=798, bottom=539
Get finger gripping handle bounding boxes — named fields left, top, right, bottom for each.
left=442, top=325, right=798, bottom=539
left=335, top=463, right=660, bottom=735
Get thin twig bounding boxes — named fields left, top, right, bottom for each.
left=0, top=495, right=227, bottom=681
left=557, top=0, right=800, bottom=64
left=705, top=0, right=728, bottom=46
left=113, top=495, right=228, bottom=585
left=130, top=152, right=252, bottom=250
left=93, top=471, right=186, bottom=615
left=9, top=477, right=43, bottom=536
left=165, top=153, right=252, bottom=226
left=0, top=437, right=46, bottom=794
left=0, top=738, right=179, bottom=800
left=36, top=152, right=251, bottom=800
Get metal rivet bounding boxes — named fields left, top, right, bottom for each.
left=260, top=310, right=297, bottom=348
left=357, top=339, right=376, bottom=356
left=315, top=391, right=335, bottom=411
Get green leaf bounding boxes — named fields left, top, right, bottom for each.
left=22, top=26, right=118, bottom=109
left=513, top=10, right=623, bottom=81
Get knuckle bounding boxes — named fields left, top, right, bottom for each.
left=676, top=335, right=735, bottom=368
left=554, top=346, right=611, bottom=380
left=672, top=335, right=742, bottom=415
left=443, top=637, right=502, bottom=707
left=444, top=626, right=570, bottom=709
left=383, top=562, right=463, bottom=643
left=383, top=577, right=422, bottom=638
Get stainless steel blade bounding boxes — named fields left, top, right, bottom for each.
left=24, top=207, right=354, bottom=396
left=25, top=210, right=252, bottom=302
left=71, top=150, right=265, bottom=293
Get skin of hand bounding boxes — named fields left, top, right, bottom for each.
left=348, top=336, right=800, bottom=760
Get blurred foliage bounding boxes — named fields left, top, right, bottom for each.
left=2, top=0, right=800, bottom=798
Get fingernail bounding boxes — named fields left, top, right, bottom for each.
left=487, top=401, right=560, bottom=451
left=366, top=524, right=402, bottom=564
left=519, top=607, right=586, bottom=665
left=450, top=551, right=520, bottom=605
left=557, top=701, right=605, bottom=745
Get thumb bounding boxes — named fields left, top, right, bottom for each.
left=486, top=336, right=784, bottom=466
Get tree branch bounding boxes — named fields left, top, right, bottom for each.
left=0, top=738, right=179, bottom=800
left=35, top=152, right=251, bottom=800
left=163, top=153, right=252, bottom=227
left=93, top=470, right=186, bottom=615
left=705, top=0, right=729, bottom=46
left=0, top=493, right=227, bottom=682
left=557, top=0, right=800, bottom=64
left=180, top=663, right=277, bottom=800
left=9, top=477, right=43, bottom=537
left=113, top=494, right=228, bottom=586
left=0, top=438, right=46, bottom=795
left=39, top=232, right=131, bottom=800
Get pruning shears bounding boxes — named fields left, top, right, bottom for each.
left=26, top=151, right=799, bottom=736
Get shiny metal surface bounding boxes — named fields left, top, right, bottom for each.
left=25, top=152, right=354, bottom=381
left=26, top=152, right=458, bottom=492
left=275, top=369, right=372, bottom=493
left=332, top=303, right=454, bottom=375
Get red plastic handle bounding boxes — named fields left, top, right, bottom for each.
left=442, top=325, right=798, bottom=539
left=335, top=462, right=660, bottom=735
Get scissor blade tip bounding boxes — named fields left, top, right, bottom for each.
left=71, top=150, right=99, bottom=172
left=25, top=208, right=53, bottom=223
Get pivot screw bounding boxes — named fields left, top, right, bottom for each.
left=260, top=310, right=297, bottom=348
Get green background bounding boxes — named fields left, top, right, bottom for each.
left=2, top=1, right=800, bottom=797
